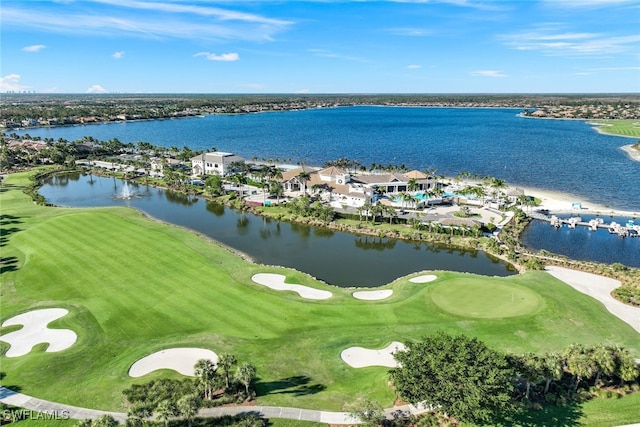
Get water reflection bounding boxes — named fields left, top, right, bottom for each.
left=165, top=190, right=199, bottom=206
left=354, top=236, right=397, bottom=251
left=39, top=173, right=516, bottom=287
left=206, top=201, right=225, bottom=216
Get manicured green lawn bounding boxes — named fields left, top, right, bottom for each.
left=1, top=170, right=639, bottom=424
left=590, top=119, right=640, bottom=138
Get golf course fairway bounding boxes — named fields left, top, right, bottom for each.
left=1, top=169, right=639, bottom=417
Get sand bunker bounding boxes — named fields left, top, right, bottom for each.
left=251, top=273, right=332, bottom=300
left=545, top=266, right=640, bottom=334
left=409, top=274, right=437, bottom=283
left=341, top=342, right=406, bottom=368
left=0, top=308, right=77, bottom=358
left=128, top=348, right=219, bottom=378
left=352, top=290, right=393, bottom=300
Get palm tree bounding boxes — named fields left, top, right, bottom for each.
left=360, top=200, right=373, bottom=223
left=232, top=172, right=248, bottom=198
left=177, top=393, right=202, bottom=427
left=218, top=353, right=238, bottom=390
left=154, top=400, right=174, bottom=427
left=194, top=358, right=217, bottom=400
left=516, top=353, right=544, bottom=400
left=297, top=171, right=311, bottom=194
left=269, top=181, right=284, bottom=205
left=126, top=403, right=151, bottom=427
left=613, top=346, right=639, bottom=387
left=592, top=344, right=616, bottom=386
left=407, top=178, right=419, bottom=193
left=541, top=352, right=565, bottom=395
left=566, top=344, right=595, bottom=391
left=235, top=362, right=257, bottom=398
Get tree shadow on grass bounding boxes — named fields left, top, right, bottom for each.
left=0, top=256, right=19, bottom=274
left=255, top=375, right=326, bottom=397
left=0, top=184, right=19, bottom=193
left=495, top=400, right=583, bottom=427
left=0, top=213, right=24, bottom=248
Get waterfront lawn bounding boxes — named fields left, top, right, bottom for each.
left=591, top=119, right=640, bottom=138
left=1, top=171, right=639, bottom=420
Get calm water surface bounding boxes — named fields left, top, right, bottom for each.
left=17, top=107, right=640, bottom=211
left=39, top=173, right=515, bottom=287
left=23, top=107, right=640, bottom=266
left=520, top=215, right=640, bottom=267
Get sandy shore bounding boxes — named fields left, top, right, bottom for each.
left=515, top=185, right=640, bottom=218
left=621, top=144, right=640, bottom=162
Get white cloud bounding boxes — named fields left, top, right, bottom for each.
left=86, top=84, right=108, bottom=93
left=542, top=0, right=638, bottom=8
left=295, top=88, right=310, bottom=94
left=0, top=74, right=29, bottom=92
left=2, top=3, right=292, bottom=42
left=112, top=51, right=125, bottom=59
left=501, top=26, right=640, bottom=57
left=22, top=44, right=46, bottom=52
left=194, top=52, right=239, bottom=62
left=470, top=70, right=507, bottom=78
left=387, top=28, right=433, bottom=37
left=308, top=49, right=369, bottom=63
left=408, top=64, right=422, bottom=69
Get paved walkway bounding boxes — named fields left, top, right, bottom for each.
left=0, top=386, right=430, bottom=424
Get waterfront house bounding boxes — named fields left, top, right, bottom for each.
left=190, top=152, right=245, bottom=176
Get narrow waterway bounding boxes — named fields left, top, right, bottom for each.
left=39, top=173, right=516, bottom=287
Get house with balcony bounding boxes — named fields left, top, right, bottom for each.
left=190, top=152, right=245, bottom=176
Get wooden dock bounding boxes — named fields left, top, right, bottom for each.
left=529, top=213, right=640, bottom=237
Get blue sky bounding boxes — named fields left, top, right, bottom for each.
left=1, top=0, right=639, bottom=94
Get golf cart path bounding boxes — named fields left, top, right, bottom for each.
left=0, top=386, right=429, bottom=424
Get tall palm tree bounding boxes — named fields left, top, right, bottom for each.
left=194, top=358, right=217, bottom=399
left=407, top=178, right=419, bottom=193
left=297, top=171, right=311, bottom=194
left=218, top=353, right=238, bottom=390
left=269, top=181, right=284, bottom=205
left=232, top=173, right=248, bottom=198
left=541, top=352, right=565, bottom=395
left=592, top=344, right=616, bottom=386
left=235, top=362, right=257, bottom=398
left=566, top=344, right=595, bottom=391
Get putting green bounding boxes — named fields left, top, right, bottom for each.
left=430, top=280, right=543, bottom=318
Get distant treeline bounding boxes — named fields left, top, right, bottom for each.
left=2, top=93, right=639, bottom=124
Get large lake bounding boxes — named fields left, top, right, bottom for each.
left=39, top=173, right=515, bottom=287
left=16, top=106, right=640, bottom=211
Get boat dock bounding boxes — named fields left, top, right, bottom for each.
left=530, top=213, right=640, bottom=237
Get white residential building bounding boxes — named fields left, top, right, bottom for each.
left=190, top=152, right=245, bottom=176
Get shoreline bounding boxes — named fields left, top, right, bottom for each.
left=621, top=144, right=640, bottom=162
left=517, top=185, right=640, bottom=218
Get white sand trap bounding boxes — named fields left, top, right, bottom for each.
left=128, top=348, right=218, bottom=378
left=341, top=342, right=406, bottom=368
left=352, top=290, right=393, bottom=300
left=0, top=308, right=77, bottom=358
left=409, top=274, right=437, bottom=283
left=546, top=266, right=640, bottom=334
left=251, top=273, right=332, bottom=300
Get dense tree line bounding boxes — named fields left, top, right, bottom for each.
left=389, top=333, right=640, bottom=425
